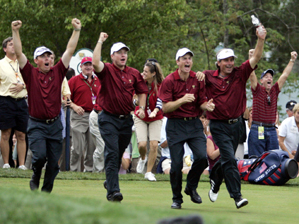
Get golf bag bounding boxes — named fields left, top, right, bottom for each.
left=237, top=150, right=298, bottom=185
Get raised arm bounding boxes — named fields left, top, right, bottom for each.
left=249, top=26, right=267, bottom=69
left=11, top=20, right=27, bottom=69
left=92, top=32, right=108, bottom=73
left=61, top=18, right=81, bottom=68
left=248, top=49, right=258, bottom=90
left=277, top=51, right=298, bottom=90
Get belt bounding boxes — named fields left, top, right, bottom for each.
left=2, top=96, right=26, bottom=101
left=103, top=110, right=131, bottom=119
left=29, top=115, right=60, bottom=124
left=218, top=116, right=241, bottom=124
left=252, top=121, right=276, bottom=127
left=93, top=109, right=101, bottom=114
left=174, top=117, right=197, bottom=121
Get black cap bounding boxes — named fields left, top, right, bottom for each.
left=261, top=69, right=274, bottom=79
left=286, top=100, right=297, bottom=110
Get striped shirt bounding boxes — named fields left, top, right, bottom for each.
left=251, top=82, right=280, bottom=124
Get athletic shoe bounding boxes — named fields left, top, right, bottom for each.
left=208, top=179, right=219, bottom=202
left=235, top=197, right=248, bottom=209
left=18, top=165, right=27, bottom=170
left=3, top=163, right=10, bottom=169
left=144, top=172, right=156, bottom=181
left=136, top=157, right=147, bottom=174
left=171, top=202, right=181, bottom=209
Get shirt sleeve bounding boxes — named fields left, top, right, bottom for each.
left=158, top=76, right=173, bottom=103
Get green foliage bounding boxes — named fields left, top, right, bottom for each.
left=0, top=0, right=297, bottom=87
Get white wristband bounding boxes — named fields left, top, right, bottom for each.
left=290, top=59, right=295, bottom=62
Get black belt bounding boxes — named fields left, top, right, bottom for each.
left=29, top=115, right=60, bottom=124
left=218, top=116, right=241, bottom=124
left=2, top=96, right=26, bottom=101
left=173, top=117, right=197, bottom=121
left=93, top=109, right=101, bottom=114
left=103, top=110, right=131, bottom=119
left=252, top=121, right=276, bottom=127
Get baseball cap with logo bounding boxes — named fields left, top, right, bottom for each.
left=81, top=57, right=92, bottom=65
left=175, top=48, right=194, bottom=60
left=261, top=69, right=274, bottom=79
left=286, top=100, right=297, bottom=111
left=33, top=46, right=52, bottom=59
left=216, top=48, right=237, bottom=61
left=110, top=42, right=130, bottom=55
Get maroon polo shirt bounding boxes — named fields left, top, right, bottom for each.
left=94, top=63, right=148, bottom=115
left=20, top=59, right=67, bottom=119
left=252, top=82, right=280, bottom=124
left=204, top=60, right=256, bottom=120
left=158, top=69, right=207, bottom=118
left=68, top=73, right=101, bottom=112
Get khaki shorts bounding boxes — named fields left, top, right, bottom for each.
left=161, top=158, right=192, bottom=172
left=133, top=116, right=162, bottom=143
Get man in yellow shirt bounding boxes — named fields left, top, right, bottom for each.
left=0, top=37, right=28, bottom=170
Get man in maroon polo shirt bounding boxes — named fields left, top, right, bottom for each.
left=68, top=57, right=100, bottom=172
left=159, top=48, right=215, bottom=209
left=11, top=18, right=81, bottom=192
left=248, top=50, right=297, bottom=157
left=203, top=26, right=267, bottom=209
left=92, top=32, right=147, bottom=202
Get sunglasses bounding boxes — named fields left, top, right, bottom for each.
left=267, top=95, right=271, bottom=105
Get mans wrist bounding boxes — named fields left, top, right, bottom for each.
left=98, top=41, right=103, bottom=44
left=74, top=28, right=81, bottom=31
left=140, top=106, right=145, bottom=110
left=290, top=59, right=295, bottom=62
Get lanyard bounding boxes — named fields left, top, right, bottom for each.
left=83, top=79, right=95, bottom=97
left=9, top=61, right=21, bottom=83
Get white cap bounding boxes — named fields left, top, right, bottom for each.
left=110, top=42, right=130, bottom=55
left=176, top=48, right=194, bottom=60
left=33, top=46, right=52, bottom=59
left=216, top=48, right=237, bottom=61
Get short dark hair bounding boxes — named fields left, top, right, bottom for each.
left=2, top=37, right=13, bottom=53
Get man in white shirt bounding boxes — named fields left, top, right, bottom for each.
left=278, top=103, right=299, bottom=159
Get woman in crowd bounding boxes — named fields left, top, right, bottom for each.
left=134, top=59, right=164, bottom=181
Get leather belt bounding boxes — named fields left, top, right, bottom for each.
left=29, top=115, right=60, bottom=124
left=219, top=116, right=241, bottom=124
left=103, top=110, right=130, bottom=119
left=2, top=96, right=26, bottom=101
left=252, top=121, right=275, bottom=127
left=93, top=109, right=101, bottom=114
left=175, top=117, right=197, bottom=121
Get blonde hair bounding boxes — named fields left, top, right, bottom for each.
left=293, top=103, right=299, bottom=114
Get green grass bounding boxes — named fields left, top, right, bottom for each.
left=0, top=169, right=298, bottom=224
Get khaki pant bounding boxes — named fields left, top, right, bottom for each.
left=89, top=110, right=105, bottom=172
left=70, top=111, right=95, bottom=172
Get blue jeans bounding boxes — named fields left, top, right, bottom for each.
left=248, top=124, right=279, bottom=158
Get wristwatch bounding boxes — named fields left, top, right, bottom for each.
left=140, top=106, right=145, bottom=110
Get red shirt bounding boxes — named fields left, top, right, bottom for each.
left=134, top=82, right=163, bottom=122
left=204, top=60, right=256, bottom=120
left=20, top=59, right=67, bottom=119
left=158, top=69, right=207, bottom=118
left=95, top=63, right=148, bottom=115
left=68, top=73, right=101, bottom=112
left=251, top=82, right=280, bottom=124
